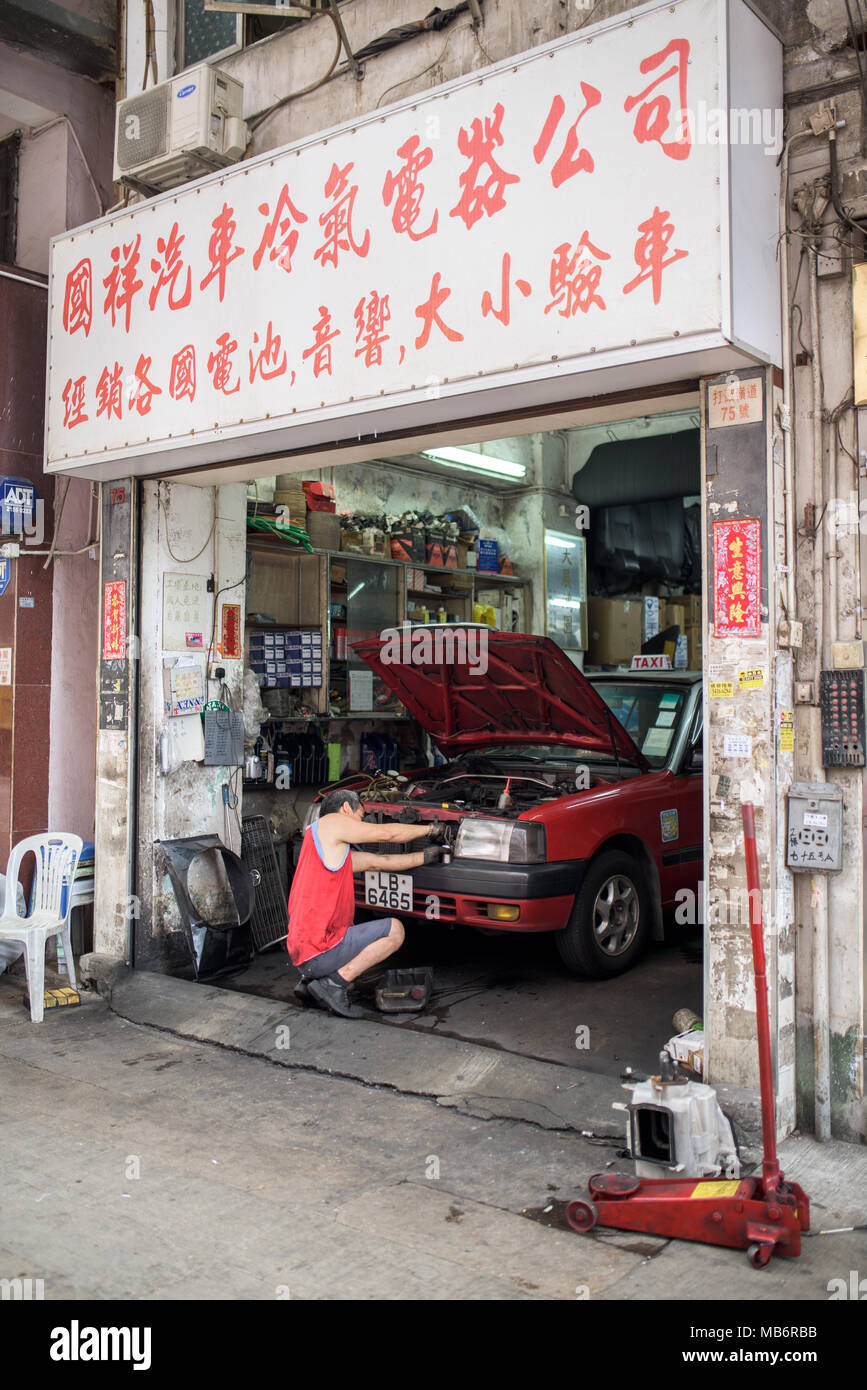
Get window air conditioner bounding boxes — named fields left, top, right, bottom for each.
left=113, top=64, right=248, bottom=193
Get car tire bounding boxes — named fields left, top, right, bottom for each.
left=555, top=850, right=650, bottom=978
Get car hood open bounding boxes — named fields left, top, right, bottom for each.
left=352, top=627, right=648, bottom=767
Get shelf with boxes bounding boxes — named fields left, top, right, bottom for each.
left=246, top=626, right=324, bottom=691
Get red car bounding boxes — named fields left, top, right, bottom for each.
left=314, top=630, right=703, bottom=978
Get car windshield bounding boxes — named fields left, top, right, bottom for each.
left=591, top=682, right=686, bottom=769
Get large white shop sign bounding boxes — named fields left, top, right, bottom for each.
left=45, top=0, right=781, bottom=480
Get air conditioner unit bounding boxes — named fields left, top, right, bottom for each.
left=113, top=64, right=248, bottom=193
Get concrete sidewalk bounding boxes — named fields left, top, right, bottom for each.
left=0, top=964, right=864, bottom=1302
left=83, top=955, right=766, bottom=1144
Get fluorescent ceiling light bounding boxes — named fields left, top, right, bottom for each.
left=348, top=582, right=365, bottom=600
left=550, top=599, right=584, bottom=609
left=421, top=446, right=526, bottom=480
left=545, top=536, right=576, bottom=549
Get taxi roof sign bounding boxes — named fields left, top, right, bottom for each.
left=631, top=654, right=673, bottom=671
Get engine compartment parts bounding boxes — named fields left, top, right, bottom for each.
left=625, top=1059, right=739, bottom=1180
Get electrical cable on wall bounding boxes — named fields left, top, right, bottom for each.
left=142, top=0, right=158, bottom=89
left=246, top=3, right=343, bottom=144
left=158, top=484, right=218, bottom=564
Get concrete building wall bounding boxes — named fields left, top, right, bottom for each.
left=134, top=480, right=247, bottom=971
left=47, top=477, right=99, bottom=841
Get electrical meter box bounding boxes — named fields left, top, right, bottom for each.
left=786, top=781, right=843, bottom=873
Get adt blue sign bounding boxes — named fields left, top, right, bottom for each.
left=0, top=557, right=10, bottom=597
left=0, top=477, right=38, bottom=533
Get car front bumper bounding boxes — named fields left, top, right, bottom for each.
left=354, top=858, right=588, bottom=932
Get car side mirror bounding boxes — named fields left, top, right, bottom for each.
left=685, top=724, right=703, bottom=772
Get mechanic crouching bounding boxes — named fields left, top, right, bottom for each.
left=287, top=788, right=447, bottom=1018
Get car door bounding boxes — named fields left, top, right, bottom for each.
left=656, top=693, right=703, bottom=908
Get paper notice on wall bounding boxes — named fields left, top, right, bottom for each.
left=168, top=712, right=205, bottom=763
left=163, top=657, right=205, bottom=716
left=723, top=734, right=752, bottom=759
left=163, top=572, right=207, bottom=652
left=779, top=710, right=794, bottom=752
left=349, top=669, right=374, bottom=712
left=709, top=681, right=734, bottom=698
left=0, top=648, right=10, bottom=685
left=738, top=667, right=765, bottom=690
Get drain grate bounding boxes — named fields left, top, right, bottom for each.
left=241, top=816, right=289, bottom=952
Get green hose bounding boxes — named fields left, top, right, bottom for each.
left=246, top=515, right=314, bottom=552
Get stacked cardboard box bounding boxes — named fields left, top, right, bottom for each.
left=587, top=595, right=702, bottom=668
left=586, top=598, right=643, bottom=665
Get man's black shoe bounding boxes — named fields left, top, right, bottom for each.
left=308, top=974, right=365, bottom=1019
left=293, top=978, right=311, bottom=1002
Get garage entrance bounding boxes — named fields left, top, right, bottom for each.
left=210, top=393, right=707, bottom=1080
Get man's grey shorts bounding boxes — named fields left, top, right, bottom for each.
left=299, top=917, right=394, bottom=980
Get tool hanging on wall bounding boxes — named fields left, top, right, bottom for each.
left=564, top=803, right=810, bottom=1269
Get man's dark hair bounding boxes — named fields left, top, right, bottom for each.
left=318, top=787, right=362, bottom=818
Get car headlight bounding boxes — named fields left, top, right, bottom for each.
left=453, top=818, right=546, bottom=863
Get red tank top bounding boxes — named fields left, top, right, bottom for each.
left=286, top=820, right=356, bottom=965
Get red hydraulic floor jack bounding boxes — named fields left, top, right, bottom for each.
left=566, top=803, right=810, bottom=1268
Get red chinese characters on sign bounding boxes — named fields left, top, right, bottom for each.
left=96, top=362, right=124, bottom=420
left=149, top=222, right=192, bottom=312
left=545, top=232, right=610, bottom=317
left=622, top=206, right=687, bottom=305
left=103, top=580, right=127, bottom=660
left=415, top=272, right=463, bottom=349
left=624, top=39, right=691, bottom=161
left=103, top=236, right=143, bottom=333
left=129, top=354, right=161, bottom=416
left=253, top=185, right=307, bottom=273
left=62, top=376, right=88, bottom=428
left=249, top=321, right=289, bottom=383
left=208, top=332, right=241, bottom=395
left=62, top=259, right=92, bottom=337
left=708, top=379, right=761, bottom=425
left=354, top=291, right=391, bottom=367
left=221, top=603, right=242, bottom=660
left=170, top=345, right=197, bottom=402
left=314, top=162, right=370, bottom=270
left=713, top=519, right=761, bottom=637
left=533, top=84, right=601, bottom=186
left=303, top=307, right=340, bottom=378
left=481, top=253, right=531, bottom=327
left=382, top=136, right=438, bottom=242
left=450, top=102, right=519, bottom=230
left=200, top=204, right=245, bottom=302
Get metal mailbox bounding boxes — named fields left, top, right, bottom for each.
left=785, top=781, right=844, bottom=873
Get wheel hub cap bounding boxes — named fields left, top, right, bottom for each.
left=593, top=875, right=639, bottom=955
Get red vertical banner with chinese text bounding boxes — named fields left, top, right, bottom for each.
left=712, top=519, right=761, bottom=637
left=102, top=580, right=127, bottom=660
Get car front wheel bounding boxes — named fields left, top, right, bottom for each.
left=555, top=850, right=650, bottom=978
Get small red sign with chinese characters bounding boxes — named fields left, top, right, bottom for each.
left=221, top=603, right=242, bottom=659
left=103, top=580, right=127, bottom=660
left=707, top=376, right=763, bottom=428
left=713, top=519, right=761, bottom=637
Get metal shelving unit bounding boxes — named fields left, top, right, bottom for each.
left=245, top=536, right=530, bottom=727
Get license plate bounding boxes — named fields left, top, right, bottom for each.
left=364, top=871, right=413, bottom=913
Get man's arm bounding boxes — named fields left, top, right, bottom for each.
left=327, top=816, right=435, bottom=848
left=351, top=848, right=426, bottom=873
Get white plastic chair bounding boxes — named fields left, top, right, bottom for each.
left=0, top=834, right=83, bottom=1022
